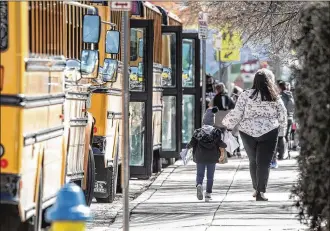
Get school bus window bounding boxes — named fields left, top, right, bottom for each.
left=182, top=39, right=195, bottom=88
left=138, top=38, right=143, bottom=58
left=130, top=29, right=138, bottom=61
left=182, top=42, right=192, bottom=72
left=138, top=62, right=143, bottom=77
left=0, top=2, right=9, bottom=51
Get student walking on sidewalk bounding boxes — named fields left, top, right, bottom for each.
left=187, top=107, right=227, bottom=202
left=222, top=69, right=287, bottom=201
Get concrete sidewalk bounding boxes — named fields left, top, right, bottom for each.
left=106, top=152, right=307, bottom=231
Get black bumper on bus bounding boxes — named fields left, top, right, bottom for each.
left=0, top=173, right=20, bottom=205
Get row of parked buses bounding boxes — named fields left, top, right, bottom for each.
left=0, top=1, right=201, bottom=230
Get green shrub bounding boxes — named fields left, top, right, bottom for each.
left=291, top=2, right=330, bottom=231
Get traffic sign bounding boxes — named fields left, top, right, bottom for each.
left=198, top=12, right=208, bottom=23
left=198, top=12, right=208, bottom=40
left=198, top=26, right=208, bottom=40
left=220, top=28, right=242, bottom=62
left=111, top=1, right=132, bottom=11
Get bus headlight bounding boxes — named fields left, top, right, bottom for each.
left=0, top=144, right=4, bottom=157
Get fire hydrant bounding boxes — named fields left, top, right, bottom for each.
left=46, top=183, right=91, bottom=231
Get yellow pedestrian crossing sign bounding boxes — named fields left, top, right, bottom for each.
left=219, top=29, right=242, bottom=62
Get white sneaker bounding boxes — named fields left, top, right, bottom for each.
left=205, top=192, right=212, bottom=202
left=196, top=184, right=203, bottom=200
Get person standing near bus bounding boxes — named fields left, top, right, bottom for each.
left=209, top=83, right=235, bottom=127
left=205, top=74, right=215, bottom=108
left=272, top=81, right=295, bottom=166
left=209, top=83, right=235, bottom=157
left=222, top=69, right=287, bottom=201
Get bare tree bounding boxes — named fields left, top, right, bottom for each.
left=181, top=1, right=307, bottom=62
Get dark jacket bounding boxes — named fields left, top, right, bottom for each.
left=213, top=93, right=235, bottom=111
left=280, top=91, right=294, bottom=121
left=187, top=125, right=227, bottom=164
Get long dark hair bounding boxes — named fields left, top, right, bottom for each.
left=250, top=69, right=278, bottom=101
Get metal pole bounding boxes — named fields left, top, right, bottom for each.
left=201, top=39, right=207, bottom=119
left=64, top=1, right=97, bottom=14
left=218, top=57, right=221, bottom=82
left=121, top=11, right=130, bottom=231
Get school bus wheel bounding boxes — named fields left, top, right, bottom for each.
left=116, top=164, right=122, bottom=194
left=95, top=135, right=120, bottom=203
left=83, top=146, right=95, bottom=206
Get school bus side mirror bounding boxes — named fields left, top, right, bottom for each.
left=83, top=15, right=101, bottom=43
left=105, top=30, right=120, bottom=54
left=65, top=59, right=82, bottom=82
left=102, top=58, right=118, bottom=82
left=80, top=50, right=99, bottom=78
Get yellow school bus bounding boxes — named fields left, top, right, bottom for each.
left=83, top=1, right=185, bottom=200
left=86, top=3, right=123, bottom=203
left=0, top=1, right=101, bottom=229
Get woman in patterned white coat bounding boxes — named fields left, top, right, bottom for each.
left=222, top=69, right=287, bottom=201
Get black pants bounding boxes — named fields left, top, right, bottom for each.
left=277, top=136, right=286, bottom=159
left=240, top=128, right=279, bottom=193
left=276, top=119, right=293, bottom=159
left=285, top=119, right=293, bottom=141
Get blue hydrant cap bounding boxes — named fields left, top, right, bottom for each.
left=46, top=183, right=92, bottom=222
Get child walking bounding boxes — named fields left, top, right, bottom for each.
left=186, top=107, right=226, bottom=202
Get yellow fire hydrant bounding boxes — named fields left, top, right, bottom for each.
left=46, top=183, right=91, bottom=231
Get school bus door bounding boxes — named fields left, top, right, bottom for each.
left=160, top=26, right=183, bottom=159
left=129, top=19, right=154, bottom=179
left=182, top=33, right=201, bottom=148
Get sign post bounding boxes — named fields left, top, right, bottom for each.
left=198, top=12, right=208, bottom=119
left=122, top=11, right=130, bottom=231
left=122, top=10, right=130, bottom=231
left=112, top=2, right=131, bottom=230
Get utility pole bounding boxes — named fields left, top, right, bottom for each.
left=121, top=10, right=130, bottom=231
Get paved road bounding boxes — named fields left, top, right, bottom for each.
left=89, top=152, right=308, bottom=231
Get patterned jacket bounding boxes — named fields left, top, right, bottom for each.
left=222, top=89, right=287, bottom=137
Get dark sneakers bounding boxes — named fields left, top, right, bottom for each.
left=256, top=192, right=268, bottom=201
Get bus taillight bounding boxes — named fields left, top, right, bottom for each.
left=0, top=159, right=8, bottom=168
